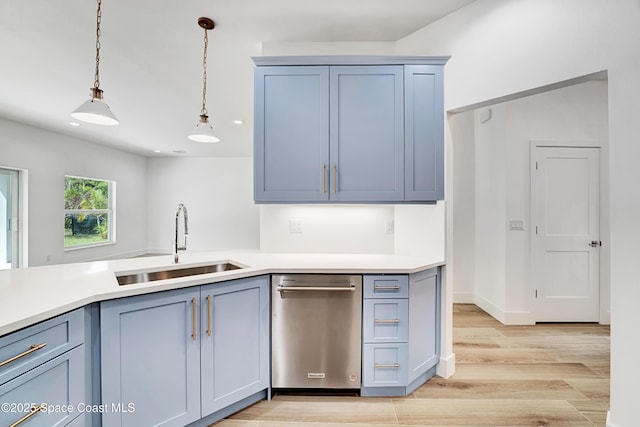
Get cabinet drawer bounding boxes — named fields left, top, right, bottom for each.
left=363, top=299, right=408, bottom=343
left=362, top=343, right=408, bottom=387
left=0, top=345, right=85, bottom=427
left=363, top=275, right=408, bottom=298
left=0, top=308, right=84, bottom=386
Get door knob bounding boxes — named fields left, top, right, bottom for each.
left=589, top=241, right=601, bottom=247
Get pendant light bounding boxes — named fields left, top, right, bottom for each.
left=71, top=0, right=119, bottom=125
left=187, top=17, right=220, bottom=143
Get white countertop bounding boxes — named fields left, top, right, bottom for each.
left=0, top=250, right=444, bottom=337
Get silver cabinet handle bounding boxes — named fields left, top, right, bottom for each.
left=0, top=343, right=47, bottom=368
left=191, top=298, right=197, bottom=341
left=277, top=285, right=356, bottom=292
left=374, top=363, right=400, bottom=369
left=375, top=319, right=400, bottom=324
left=9, top=404, right=45, bottom=427
left=206, top=295, right=212, bottom=337
left=322, top=164, right=327, bottom=194
left=373, top=285, right=400, bottom=290
left=332, top=164, right=337, bottom=194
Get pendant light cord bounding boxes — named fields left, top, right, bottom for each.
left=94, top=0, right=102, bottom=90
left=200, top=28, right=208, bottom=117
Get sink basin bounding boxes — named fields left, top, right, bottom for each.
left=116, top=262, right=243, bottom=286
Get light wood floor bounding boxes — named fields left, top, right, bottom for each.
left=213, top=304, right=610, bottom=426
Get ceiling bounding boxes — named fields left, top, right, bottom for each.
left=0, top=0, right=475, bottom=158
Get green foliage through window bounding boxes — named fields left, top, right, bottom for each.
left=64, top=176, right=114, bottom=248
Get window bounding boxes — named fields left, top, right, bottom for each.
left=64, top=176, right=115, bottom=249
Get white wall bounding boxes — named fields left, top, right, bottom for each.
left=259, top=203, right=446, bottom=257
left=259, top=205, right=394, bottom=254
left=397, top=1, right=639, bottom=425
left=0, top=118, right=148, bottom=266
left=473, top=104, right=508, bottom=320
left=448, top=111, right=474, bottom=303
left=462, top=81, right=609, bottom=324
left=394, top=203, right=445, bottom=259
left=146, top=157, right=259, bottom=254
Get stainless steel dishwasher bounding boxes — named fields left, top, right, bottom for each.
left=271, top=274, right=362, bottom=389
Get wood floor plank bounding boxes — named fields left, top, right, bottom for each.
left=228, top=395, right=398, bottom=425
left=453, top=362, right=601, bottom=380
left=412, top=378, right=587, bottom=400
left=454, top=347, right=557, bottom=363
left=393, top=399, right=593, bottom=426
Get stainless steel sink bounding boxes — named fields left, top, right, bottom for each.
left=116, top=262, right=243, bottom=286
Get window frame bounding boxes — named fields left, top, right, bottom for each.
left=63, top=175, right=116, bottom=250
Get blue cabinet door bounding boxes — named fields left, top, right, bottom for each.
left=201, top=276, right=269, bottom=415
left=330, top=66, right=405, bottom=202
left=254, top=66, right=330, bottom=202
left=408, top=268, right=440, bottom=383
left=100, top=288, right=201, bottom=427
left=0, top=345, right=84, bottom=427
left=404, top=65, right=444, bottom=201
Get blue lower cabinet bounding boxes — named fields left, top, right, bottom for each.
left=0, top=345, right=85, bottom=427
left=100, top=276, right=270, bottom=427
left=101, top=287, right=201, bottom=427
left=362, top=343, right=408, bottom=387
left=201, top=277, right=270, bottom=416
left=362, top=270, right=439, bottom=396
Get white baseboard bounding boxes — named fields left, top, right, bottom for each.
left=436, top=353, right=456, bottom=378
left=606, top=410, right=613, bottom=427
left=453, top=292, right=474, bottom=304
left=473, top=295, right=534, bottom=325
left=473, top=294, right=506, bottom=323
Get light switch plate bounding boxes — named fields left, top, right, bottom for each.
left=509, top=220, right=525, bottom=231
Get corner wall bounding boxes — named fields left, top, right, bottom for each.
left=0, top=118, right=148, bottom=266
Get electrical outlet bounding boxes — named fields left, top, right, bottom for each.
left=289, top=219, right=303, bottom=234
left=384, top=219, right=394, bottom=234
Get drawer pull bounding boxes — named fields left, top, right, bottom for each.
left=375, top=319, right=400, bottom=324
left=374, top=363, right=400, bottom=369
left=332, top=164, right=337, bottom=194
left=191, top=298, right=197, bottom=341
left=0, top=343, right=47, bottom=368
left=373, top=285, right=400, bottom=291
left=9, top=404, right=45, bottom=427
left=206, top=295, right=212, bottom=337
left=322, top=164, right=327, bottom=194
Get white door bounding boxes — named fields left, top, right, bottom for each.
left=531, top=146, right=600, bottom=322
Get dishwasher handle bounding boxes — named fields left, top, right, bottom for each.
left=277, top=285, right=356, bottom=292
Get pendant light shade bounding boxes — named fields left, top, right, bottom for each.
left=188, top=17, right=220, bottom=143
left=188, top=114, right=220, bottom=143
left=71, top=88, right=119, bottom=126
left=71, top=0, right=118, bottom=126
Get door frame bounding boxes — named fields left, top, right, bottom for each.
left=529, top=140, right=609, bottom=324
left=0, top=166, right=28, bottom=268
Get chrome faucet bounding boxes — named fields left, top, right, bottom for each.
left=174, top=203, right=189, bottom=263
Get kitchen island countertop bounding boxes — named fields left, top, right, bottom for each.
left=0, top=250, right=444, bottom=336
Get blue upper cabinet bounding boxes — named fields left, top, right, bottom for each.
left=330, top=66, right=404, bottom=202
left=404, top=65, right=444, bottom=201
left=254, top=66, right=330, bottom=202
left=253, top=56, right=448, bottom=203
